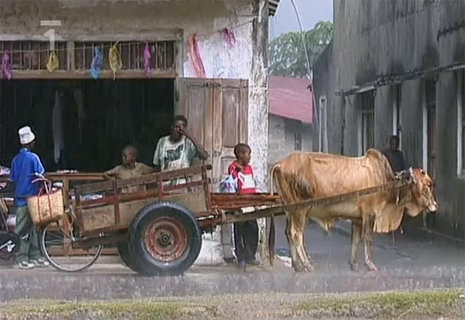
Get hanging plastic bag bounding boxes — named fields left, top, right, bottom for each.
left=187, top=34, right=206, bottom=78
left=46, top=51, right=59, bottom=72
left=144, top=42, right=152, bottom=77
left=1, top=52, right=12, bottom=79
left=90, top=46, right=103, bottom=79
left=109, top=42, right=122, bottom=80
left=219, top=174, right=238, bottom=193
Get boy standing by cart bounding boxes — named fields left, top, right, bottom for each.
left=10, top=126, right=49, bottom=269
left=228, top=143, right=259, bottom=270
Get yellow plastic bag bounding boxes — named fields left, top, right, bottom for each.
left=109, top=42, right=122, bottom=80
left=46, top=51, right=59, bottom=72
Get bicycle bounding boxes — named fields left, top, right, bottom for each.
left=33, top=174, right=103, bottom=272
left=0, top=178, right=20, bottom=261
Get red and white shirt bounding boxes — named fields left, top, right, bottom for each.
left=228, top=161, right=256, bottom=194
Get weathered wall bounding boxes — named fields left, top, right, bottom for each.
left=302, top=123, right=313, bottom=152
left=313, top=0, right=465, bottom=237
left=268, top=115, right=313, bottom=169
left=268, top=114, right=286, bottom=168
left=0, top=0, right=270, bottom=192
left=0, top=0, right=272, bottom=263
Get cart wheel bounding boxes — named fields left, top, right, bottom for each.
left=117, top=233, right=144, bottom=272
left=40, top=222, right=103, bottom=272
left=129, top=201, right=202, bottom=276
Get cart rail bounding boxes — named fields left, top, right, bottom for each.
left=218, top=174, right=413, bottom=224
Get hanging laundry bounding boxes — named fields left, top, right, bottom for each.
left=52, top=91, right=65, bottom=164
left=144, top=42, right=152, bottom=77
left=109, top=42, right=123, bottom=80
left=73, top=88, right=86, bottom=144
left=188, top=34, right=206, bottom=78
left=46, top=51, right=59, bottom=72
left=221, top=28, right=237, bottom=48
left=90, top=46, right=103, bottom=79
left=1, top=52, right=12, bottom=80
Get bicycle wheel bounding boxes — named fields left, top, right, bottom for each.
left=40, top=222, right=103, bottom=272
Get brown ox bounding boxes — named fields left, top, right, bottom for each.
left=270, top=149, right=438, bottom=272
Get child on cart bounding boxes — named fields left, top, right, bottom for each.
left=228, top=143, right=259, bottom=270
left=104, top=145, right=153, bottom=193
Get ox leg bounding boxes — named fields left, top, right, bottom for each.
left=349, top=221, right=362, bottom=271
left=362, top=218, right=377, bottom=271
left=287, top=210, right=314, bottom=272
left=284, top=214, right=298, bottom=266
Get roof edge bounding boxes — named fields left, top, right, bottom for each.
left=269, top=0, right=280, bottom=16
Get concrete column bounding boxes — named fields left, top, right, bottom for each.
left=249, top=0, right=270, bottom=265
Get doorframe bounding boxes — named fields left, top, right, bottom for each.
left=423, top=78, right=436, bottom=177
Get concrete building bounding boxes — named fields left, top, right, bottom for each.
left=0, top=0, right=278, bottom=192
left=313, top=0, right=465, bottom=237
left=268, top=76, right=313, bottom=170
left=0, top=0, right=281, bottom=263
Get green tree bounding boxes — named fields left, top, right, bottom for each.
left=269, top=21, right=333, bottom=78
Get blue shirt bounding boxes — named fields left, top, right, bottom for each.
left=10, top=149, right=45, bottom=206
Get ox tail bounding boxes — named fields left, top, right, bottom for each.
left=268, top=164, right=280, bottom=266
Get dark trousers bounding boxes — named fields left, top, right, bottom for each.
left=14, top=206, right=42, bottom=262
left=234, top=220, right=258, bottom=262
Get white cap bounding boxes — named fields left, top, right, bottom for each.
left=18, top=126, right=36, bottom=145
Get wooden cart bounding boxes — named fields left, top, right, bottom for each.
left=40, top=165, right=412, bottom=276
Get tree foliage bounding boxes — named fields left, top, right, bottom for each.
left=269, top=21, right=333, bottom=78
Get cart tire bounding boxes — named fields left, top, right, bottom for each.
left=40, top=222, right=103, bottom=272
left=129, top=201, right=202, bottom=276
left=117, top=235, right=144, bottom=272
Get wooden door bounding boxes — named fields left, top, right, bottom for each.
left=175, top=78, right=214, bottom=168
left=176, top=78, right=248, bottom=191
left=212, top=79, right=248, bottom=190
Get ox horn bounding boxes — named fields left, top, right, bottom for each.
left=408, top=167, right=417, bottom=184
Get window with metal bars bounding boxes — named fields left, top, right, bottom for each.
left=294, top=131, right=302, bottom=151
left=361, top=91, right=375, bottom=153
left=74, top=41, right=175, bottom=71
left=460, top=71, right=465, bottom=175
left=393, top=85, right=402, bottom=148
left=0, top=40, right=176, bottom=72
left=425, top=79, right=436, bottom=178
left=0, top=41, right=67, bottom=71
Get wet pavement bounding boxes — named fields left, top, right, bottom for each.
left=0, top=217, right=463, bottom=301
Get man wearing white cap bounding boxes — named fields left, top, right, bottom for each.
left=10, top=126, right=49, bottom=269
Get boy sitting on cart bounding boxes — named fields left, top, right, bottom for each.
left=104, top=145, right=153, bottom=193
left=228, top=143, right=259, bottom=270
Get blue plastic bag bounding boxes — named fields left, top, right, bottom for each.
left=219, top=174, right=238, bottom=193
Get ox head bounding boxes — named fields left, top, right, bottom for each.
left=404, top=168, right=438, bottom=216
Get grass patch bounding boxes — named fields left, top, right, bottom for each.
left=0, top=299, right=218, bottom=320
left=1, top=289, right=463, bottom=320
left=297, top=288, right=464, bottom=319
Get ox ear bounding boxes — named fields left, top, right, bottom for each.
left=420, top=169, right=426, bottom=176
left=374, top=204, right=404, bottom=234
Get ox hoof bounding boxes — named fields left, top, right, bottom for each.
left=365, top=262, right=378, bottom=272
left=293, top=262, right=315, bottom=273
left=350, top=263, right=359, bottom=271
left=304, top=264, right=315, bottom=272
